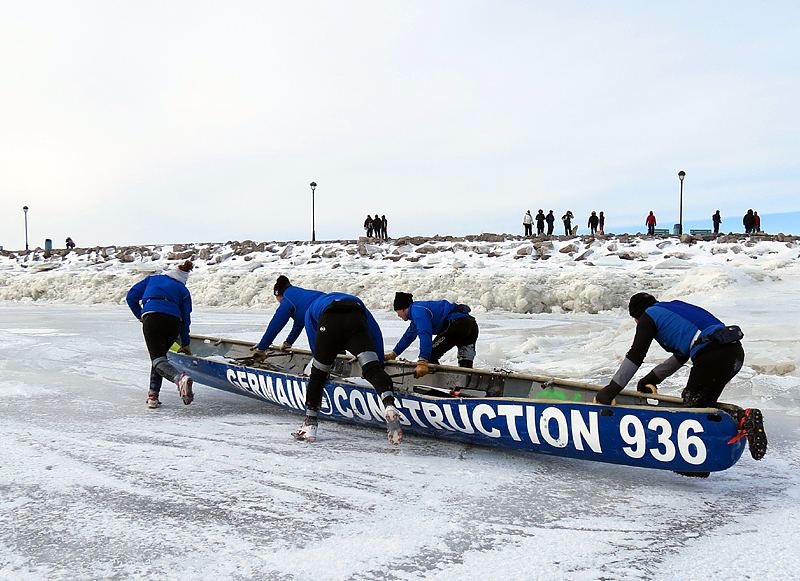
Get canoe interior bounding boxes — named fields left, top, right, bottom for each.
left=185, top=335, right=741, bottom=414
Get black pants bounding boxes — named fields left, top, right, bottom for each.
left=430, top=316, right=479, bottom=367
left=306, top=300, right=394, bottom=413
left=682, top=342, right=744, bottom=407
left=142, top=312, right=181, bottom=392
left=524, top=224, right=532, bottom=236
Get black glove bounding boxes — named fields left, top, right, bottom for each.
left=595, top=381, right=622, bottom=405
left=636, top=371, right=661, bottom=393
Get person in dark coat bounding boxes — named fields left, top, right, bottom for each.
left=364, top=214, right=373, bottom=237
left=712, top=210, right=722, bottom=234
left=743, top=209, right=756, bottom=233
left=372, top=214, right=382, bottom=238
left=381, top=215, right=388, bottom=239
left=754, top=211, right=761, bottom=233
left=386, top=292, right=479, bottom=376
left=594, top=293, right=767, bottom=465
left=535, top=210, right=546, bottom=236
left=65, top=237, right=75, bottom=250
left=562, top=211, right=574, bottom=236
left=126, top=260, right=195, bottom=408
left=599, top=211, right=605, bottom=234
left=545, top=210, right=555, bottom=235
left=588, top=211, right=599, bottom=235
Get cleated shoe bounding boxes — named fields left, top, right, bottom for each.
left=292, top=419, right=318, bottom=442
left=177, top=373, right=194, bottom=405
left=742, top=408, right=768, bottom=460
left=147, top=392, right=162, bottom=409
left=384, top=405, right=403, bottom=445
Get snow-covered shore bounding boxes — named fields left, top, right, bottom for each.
left=2, top=232, right=798, bottom=315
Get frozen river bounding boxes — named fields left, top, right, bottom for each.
left=1, top=303, right=798, bottom=581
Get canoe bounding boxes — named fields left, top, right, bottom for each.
left=168, top=335, right=748, bottom=473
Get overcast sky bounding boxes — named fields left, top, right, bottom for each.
left=1, top=1, right=798, bottom=249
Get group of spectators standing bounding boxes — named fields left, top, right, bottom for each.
left=742, top=209, right=762, bottom=234
left=529, top=208, right=767, bottom=237
left=364, top=214, right=388, bottom=239
left=523, top=210, right=605, bottom=237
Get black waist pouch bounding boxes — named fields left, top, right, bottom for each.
left=711, top=325, right=744, bottom=344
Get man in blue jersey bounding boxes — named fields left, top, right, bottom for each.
left=386, top=292, right=479, bottom=379
left=595, top=292, right=766, bottom=461
left=254, top=277, right=402, bottom=445
left=127, top=260, right=195, bottom=408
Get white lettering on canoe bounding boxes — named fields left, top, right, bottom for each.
left=526, top=406, right=541, bottom=444
left=472, top=404, right=501, bottom=438
left=677, top=420, right=706, bottom=465
left=421, top=402, right=455, bottom=431
left=540, top=407, right=568, bottom=448
left=350, top=390, right=371, bottom=421
left=443, top=404, right=475, bottom=434
left=571, top=410, right=601, bottom=453
left=621, top=415, right=708, bottom=464
left=333, top=386, right=353, bottom=418
left=497, top=404, right=524, bottom=441
left=400, top=399, right=428, bottom=427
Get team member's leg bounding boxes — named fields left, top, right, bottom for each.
left=682, top=342, right=744, bottom=407
left=431, top=317, right=479, bottom=367
left=142, top=312, right=193, bottom=405
left=335, top=307, right=404, bottom=445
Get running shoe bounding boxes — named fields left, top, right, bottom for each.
left=177, top=373, right=194, bottom=405
left=384, top=405, right=403, bottom=445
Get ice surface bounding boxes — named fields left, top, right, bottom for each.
left=1, top=234, right=799, bottom=579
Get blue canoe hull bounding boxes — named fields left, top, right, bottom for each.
left=169, top=338, right=747, bottom=473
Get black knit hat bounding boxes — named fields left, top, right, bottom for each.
left=274, top=275, right=291, bottom=297
left=629, top=292, right=657, bottom=319
left=393, top=292, right=413, bottom=311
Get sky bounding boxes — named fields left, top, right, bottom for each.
left=1, top=1, right=799, bottom=249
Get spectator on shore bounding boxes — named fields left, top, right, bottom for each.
left=743, top=209, right=756, bottom=233
left=523, top=210, right=533, bottom=237
left=562, top=211, right=574, bottom=236
left=546, top=210, right=555, bottom=235
left=381, top=215, right=388, bottom=239
left=364, top=214, right=373, bottom=237
left=372, top=214, right=382, bottom=239
left=588, top=211, right=599, bottom=235
left=599, top=211, right=605, bottom=234
left=754, top=211, right=761, bottom=233
left=535, top=210, right=546, bottom=236
left=65, top=237, right=75, bottom=250
left=646, top=211, right=657, bottom=236
left=712, top=211, right=722, bottom=234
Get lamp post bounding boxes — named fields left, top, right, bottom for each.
left=310, top=182, right=317, bottom=242
left=678, top=171, right=686, bottom=235
left=23, top=205, right=29, bottom=250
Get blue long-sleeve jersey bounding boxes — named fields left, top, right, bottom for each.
left=256, top=286, right=325, bottom=350
left=304, top=292, right=385, bottom=361
left=126, top=274, right=193, bottom=346
left=393, top=300, right=470, bottom=361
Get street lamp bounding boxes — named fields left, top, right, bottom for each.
left=310, top=182, right=317, bottom=242
left=23, top=205, right=29, bottom=250
left=678, top=171, right=686, bottom=235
